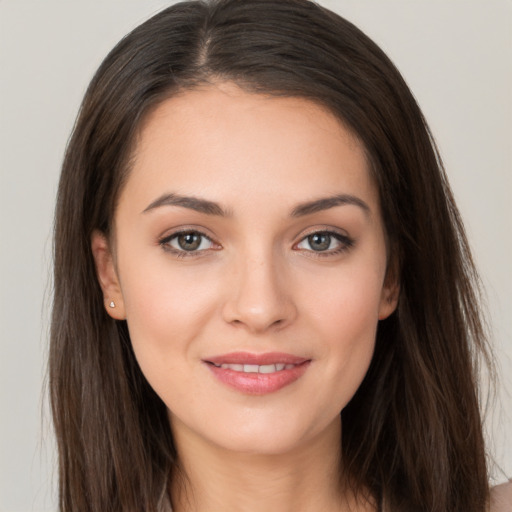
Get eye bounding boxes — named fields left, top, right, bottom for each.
left=160, top=230, right=217, bottom=254
left=295, top=231, right=353, bottom=254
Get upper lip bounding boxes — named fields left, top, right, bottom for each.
left=204, top=352, right=310, bottom=366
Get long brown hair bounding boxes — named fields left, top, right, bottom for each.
left=50, top=1, right=492, bottom=510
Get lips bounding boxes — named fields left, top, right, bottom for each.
left=203, top=352, right=311, bottom=394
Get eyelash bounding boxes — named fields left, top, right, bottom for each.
left=158, top=229, right=355, bottom=258
left=159, top=229, right=219, bottom=258
left=294, top=230, right=354, bottom=258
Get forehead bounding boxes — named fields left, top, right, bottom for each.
left=122, top=82, right=377, bottom=213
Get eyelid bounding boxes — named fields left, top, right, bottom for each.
left=157, top=225, right=354, bottom=258
left=293, top=225, right=351, bottom=242
left=158, top=226, right=221, bottom=256
left=292, top=227, right=355, bottom=256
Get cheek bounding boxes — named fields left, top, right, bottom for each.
left=306, top=259, right=384, bottom=338
left=302, top=263, right=384, bottom=404
left=119, top=260, right=221, bottom=383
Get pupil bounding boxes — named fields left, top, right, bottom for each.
left=178, top=233, right=201, bottom=251
left=309, top=233, right=330, bottom=251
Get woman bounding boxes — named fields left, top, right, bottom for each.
left=49, top=0, right=511, bottom=510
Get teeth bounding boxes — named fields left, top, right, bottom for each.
left=220, top=363, right=243, bottom=371
left=258, top=364, right=276, bottom=374
left=216, top=363, right=295, bottom=373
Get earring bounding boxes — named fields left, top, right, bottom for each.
left=109, top=301, right=116, bottom=308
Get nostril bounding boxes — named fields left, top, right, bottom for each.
left=221, top=284, right=297, bottom=332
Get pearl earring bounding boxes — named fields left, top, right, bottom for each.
left=109, top=301, right=116, bottom=308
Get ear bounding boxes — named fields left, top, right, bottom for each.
left=378, top=264, right=400, bottom=321
left=90, top=230, right=126, bottom=320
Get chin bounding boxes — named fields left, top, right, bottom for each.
left=202, top=410, right=340, bottom=457
left=212, top=429, right=309, bottom=456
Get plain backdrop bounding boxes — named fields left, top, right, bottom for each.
left=1, top=1, right=511, bottom=510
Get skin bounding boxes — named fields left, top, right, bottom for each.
left=92, top=82, right=399, bottom=512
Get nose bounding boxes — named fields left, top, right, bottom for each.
left=221, top=249, right=297, bottom=334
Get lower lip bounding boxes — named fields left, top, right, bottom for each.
left=205, top=361, right=310, bottom=395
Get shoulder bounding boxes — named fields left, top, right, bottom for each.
left=490, top=480, right=512, bottom=512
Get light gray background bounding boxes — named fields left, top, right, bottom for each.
left=1, top=1, right=511, bottom=510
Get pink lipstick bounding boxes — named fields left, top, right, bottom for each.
left=203, top=352, right=311, bottom=395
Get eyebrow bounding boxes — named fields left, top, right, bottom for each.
left=142, top=193, right=229, bottom=216
left=142, top=192, right=370, bottom=217
left=291, top=194, right=370, bottom=217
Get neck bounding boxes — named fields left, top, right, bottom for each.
left=169, top=416, right=373, bottom=512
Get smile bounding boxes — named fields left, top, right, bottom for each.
left=204, top=352, right=311, bottom=394
left=210, top=363, right=297, bottom=373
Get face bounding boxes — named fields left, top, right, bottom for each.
left=92, top=83, right=398, bottom=456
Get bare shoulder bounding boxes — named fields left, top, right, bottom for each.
left=490, top=481, right=512, bottom=512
